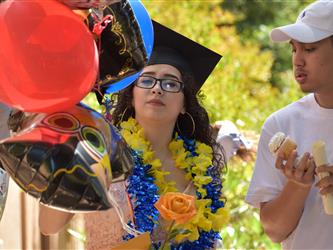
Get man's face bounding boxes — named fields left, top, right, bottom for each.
left=291, top=37, right=333, bottom=95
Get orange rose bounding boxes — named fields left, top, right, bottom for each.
left=154, top=192, right=196, bottom=224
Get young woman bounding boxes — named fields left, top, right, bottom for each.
left=40, top=21, right=227, bottom=250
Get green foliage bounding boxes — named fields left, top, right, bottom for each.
left=221, top=0, right=312, bottom=88
left=220, top=157, right=280, bottom=250
left=82, top=92, right=101, bottom=111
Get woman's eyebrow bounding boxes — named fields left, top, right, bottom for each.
left=141, top=71, right=156, bottom=76
left=141, top=72, right=180, bottom=80
left=162, top=73, right=181, bottom=80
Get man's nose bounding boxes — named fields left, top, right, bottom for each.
left=293, top=50, right=305, bottom=67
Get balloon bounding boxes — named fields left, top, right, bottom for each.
left=57, top=0, right=120, bottom=9
left=103, top=0, right=154, bottom=94
left=0, top=105, right=134, bottom=212
left=130, top=0, right=154, bottom=59
left=0, top=0, right=98, bottom=113
left=104, top=71, right=140, bottom=94
left=88, top=0, right=153, bottom=94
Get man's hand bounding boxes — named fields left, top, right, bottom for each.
left=276, top=150, right=315, bottom=188
left=316, top=164, right=333, bottom=195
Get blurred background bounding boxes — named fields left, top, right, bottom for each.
left=0, top=0, right=313, bottom=249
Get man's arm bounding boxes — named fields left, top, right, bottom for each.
left=259, top=151, right=315, bottom=242
left=260, top=181, right=311, bottom=242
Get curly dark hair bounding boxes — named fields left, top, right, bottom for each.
left=112, top=71, right=226, bottom=175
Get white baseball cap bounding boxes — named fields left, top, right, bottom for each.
left=270, top=0, right=333, bottom=43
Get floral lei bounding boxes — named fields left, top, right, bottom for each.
left=121, top=118, right=228, bottom=249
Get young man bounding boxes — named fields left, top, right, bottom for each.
left=246, top=1, right=333, bottom=249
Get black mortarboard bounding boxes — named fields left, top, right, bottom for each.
left=148, top=21, right=222, bottom=93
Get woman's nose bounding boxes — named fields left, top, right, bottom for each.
left=151, top=80, right=163, bottom=95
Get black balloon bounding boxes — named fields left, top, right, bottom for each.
left=57, top=0, right=120, bottom=9
left=87, top=0, right=148, bottom=91
left=0, top=105, right=133, bottom=212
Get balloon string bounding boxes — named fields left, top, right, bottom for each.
left=92, top=13, right=115, bottom=120
left=104, top=96, right=113, bottom=122
left=92, top=14, right=113, bottom=36
left=94, top=86, right=104, bottom=99
left=92, top=84, right=113, bottom=122
left=107, top=190, right=142, bottom=236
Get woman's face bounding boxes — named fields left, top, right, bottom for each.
left=132, top=64, right=185, bottom=125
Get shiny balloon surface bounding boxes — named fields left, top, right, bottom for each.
left=88, top=0, right=153, bottom=93
left=0, top=105, right=133, bottom=211
left=0, top=0, right=98, bottom=113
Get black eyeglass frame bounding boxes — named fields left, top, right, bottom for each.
left=134, top=75, right=184, bottom=93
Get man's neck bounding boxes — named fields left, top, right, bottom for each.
left=314, top=93, right=333, bottom=109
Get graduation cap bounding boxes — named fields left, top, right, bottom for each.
left=148, top=21, right=222, bottom=93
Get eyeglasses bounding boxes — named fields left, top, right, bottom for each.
left=135, top=76, right=184, bottom=93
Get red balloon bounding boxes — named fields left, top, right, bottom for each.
left=0, top=0, right=98, bottom=113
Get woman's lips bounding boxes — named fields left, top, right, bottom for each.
left=147, top=99, right=164, bottom=106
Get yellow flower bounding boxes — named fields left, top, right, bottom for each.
left=174, top=223, right=199, bottom=242
left=196, top=142, right=213, bottom=156
left=197, top=216, right=212, bottom=231
left=197, top=187, right=207, bottom=197
left=187, top=227, right=200, bottom=241
left=153, top=169, right=169, bottom=178
left=193, top=176, right=212, bottom=186
left=192, top=155, right=212, bottom=172
left=120, top=130, right=131, bottom=141
left=208, top=207, right=230, bottom=231
left=174, top=152, right=188, bottom=169
left=149, top=158, right=162, bottom=168
left=120, top=118, right=138, bottom=133
left=162, top=183, right=178, bottom=193
left=142, top=150, right=154, bottom=162
left=128, top=133, right=148, bottom=150
left=137, top=127, right=146, bottom=140
left=169, top=140, right=184, bottom=154
left=185, top=172, right=193, bottom=181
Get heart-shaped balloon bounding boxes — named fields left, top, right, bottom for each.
left=0, top=0, right=99, bottom=113
left=0, top=105, right=133, bottom=212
